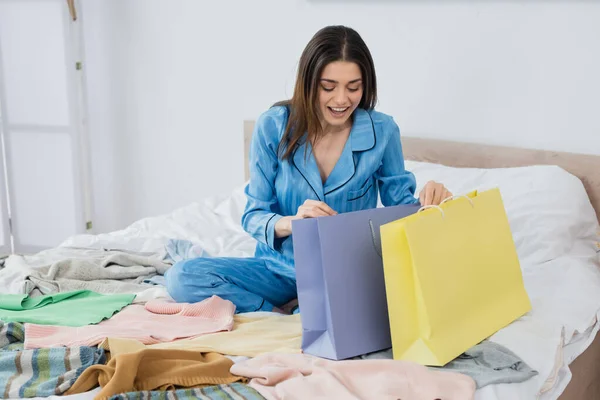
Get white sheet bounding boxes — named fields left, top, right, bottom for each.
left=13, top=162, right=600, bottom=400
left=60, top=186, right=256, bottom=258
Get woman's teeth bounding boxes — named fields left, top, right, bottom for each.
left=330, top=107, right=348, bottom=112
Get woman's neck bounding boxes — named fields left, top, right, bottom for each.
left=320, top=117, right=352, bottom=137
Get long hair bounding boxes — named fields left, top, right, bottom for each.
left=275, top=26, right=377, bottom=160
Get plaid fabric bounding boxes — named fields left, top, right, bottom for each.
left=108, top=383, right=265, bottom=400
left=0, top=320, right=106, bottom=398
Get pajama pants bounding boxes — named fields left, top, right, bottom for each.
left=164, top=257, right=297, bottom=313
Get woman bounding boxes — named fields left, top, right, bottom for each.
left=166, top=25, right=451, bottom=313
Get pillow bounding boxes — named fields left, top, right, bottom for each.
left=404, top=161, right=599, bottom=267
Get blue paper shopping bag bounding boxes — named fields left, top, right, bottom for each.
left=291, top=204, right=420, bottom=360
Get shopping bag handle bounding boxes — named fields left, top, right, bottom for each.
left=440, top=195, right=475, bottom=207
left=417, top=205, right=446, bottom=217
left=370, top=197, right=473, bottom=258
left=417, top=195, right=475, bottom=217
left=368, top=219, right=383, bottom=258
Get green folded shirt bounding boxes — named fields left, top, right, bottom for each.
left=0, top=290, right=135, bottom=327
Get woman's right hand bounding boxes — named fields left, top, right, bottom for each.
left=295, top=200, right=338, bottom=219
left=275, top=200, right=337, bottom=238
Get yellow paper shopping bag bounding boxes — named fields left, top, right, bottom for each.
left=380, top=188, right=531, bottom=366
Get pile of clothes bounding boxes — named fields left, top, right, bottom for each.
left=0, top=244, right=538, bottom=400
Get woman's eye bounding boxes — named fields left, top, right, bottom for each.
left=321, top=86, right=334, bottom=92
left=348, top=88, right=360, bottom=92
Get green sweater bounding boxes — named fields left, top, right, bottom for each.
left=0, top=290, right=135, bottom=326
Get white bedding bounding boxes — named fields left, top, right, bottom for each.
left=8, top=161, right=600, bottom=400
left=407, top=161, right=600, bottom=399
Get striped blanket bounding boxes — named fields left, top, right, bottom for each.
left=109, top=383, right=265, bottom=400
left=0, top=321, right=23, bottom=352
left=0, top=321, right=106, bottom=398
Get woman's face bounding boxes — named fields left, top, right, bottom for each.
left=317, top=61, right=363, bottom=130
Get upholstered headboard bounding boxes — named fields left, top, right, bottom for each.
left=243, top=121, right=600, bottom=223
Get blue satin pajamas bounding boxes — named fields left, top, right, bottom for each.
left=165, top=106, right=418, bottom=312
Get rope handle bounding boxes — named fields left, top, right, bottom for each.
left=440, top=195, right=475, bottom=207
left=417, top=205, right=445, bottom=218
left=370, top=195, right=474, bottom=258
left=417, top=194, right=476, bottom=216
left=369, top=219, right=383, bottom=259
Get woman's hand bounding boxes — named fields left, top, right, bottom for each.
left=419, top=181, right=452, bottom=206
left=275, top=200, right=337, bottom=238
left=295, top=200, right=338, bottom=219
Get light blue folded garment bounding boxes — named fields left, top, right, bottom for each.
left=356, top=340, right=537, bottom=388
left=164, top=239, right=208, bottom=263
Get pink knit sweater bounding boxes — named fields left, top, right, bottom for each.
left=231, top=353, right=476, bottom=400
left=24, top=295, right=236, bottom=349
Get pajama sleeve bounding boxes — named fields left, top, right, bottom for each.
left=376, top=117, right=419, bottom=206
left=241, top=112, right=285, bottom=251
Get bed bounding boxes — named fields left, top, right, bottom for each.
left=1, top=125, right=599, bottom=400
left=249, top=122, right=600, bottom=400
left=397, top=137, right=600, bottom=400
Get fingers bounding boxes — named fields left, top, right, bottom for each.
left=303, top=200, right=337, bottom=216
left=433, top=184, right=442, bottom=206
left=424, top=184, right=433, bottom=206
left=298, top=206, right=330, bottom=218
left=420, top=181, right=452, bottom=206
left=444, top=189, right=453, bottom=201
left=297, top=200, right=338, bottom=219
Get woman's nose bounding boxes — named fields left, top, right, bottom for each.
left=334, top=88, right=348, bottom=104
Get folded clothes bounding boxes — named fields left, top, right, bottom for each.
left=230, top=353, right=476, bottom=400
left=434, top=340, right=538, bottom=388
left=100, top=313, right=302, bottom=358
left=0, top=247, right=170, bottom=296
left=66, top=349, right=245, bottom=399
left=0, top=290, right=134, bottom=327
left=0, top=321, right=106, bottom=399
left=108, top=383, right=265, bottom=400
left=357, top=340, right=538, bottom=388
left=25, top=295, right=236, bottom=349
left=165, top=239, right=207, bottom=263
left=0, top=321, right=24, bottom=351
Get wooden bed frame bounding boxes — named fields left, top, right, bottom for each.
left=244, top=121, right=600, bottom=399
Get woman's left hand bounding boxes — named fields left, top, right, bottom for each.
left=419, top=181, right=452, bottom=206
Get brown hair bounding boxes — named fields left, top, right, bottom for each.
left=275, top=25, right=377, bottom=160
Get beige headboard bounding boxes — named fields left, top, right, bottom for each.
left=243, top=121, right=600, bottom=223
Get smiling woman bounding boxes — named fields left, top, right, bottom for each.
left=273, top=26, right=377, bottom=162
left=319, top=62, right=363, bottom=123
left=319, top=69, right=363, bottom=119
left=312, top=61, right=364, bottom=183
left=165, top=25, right=451, bottom=316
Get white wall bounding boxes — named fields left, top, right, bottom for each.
left=81, top=0, right=600, bottom=233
